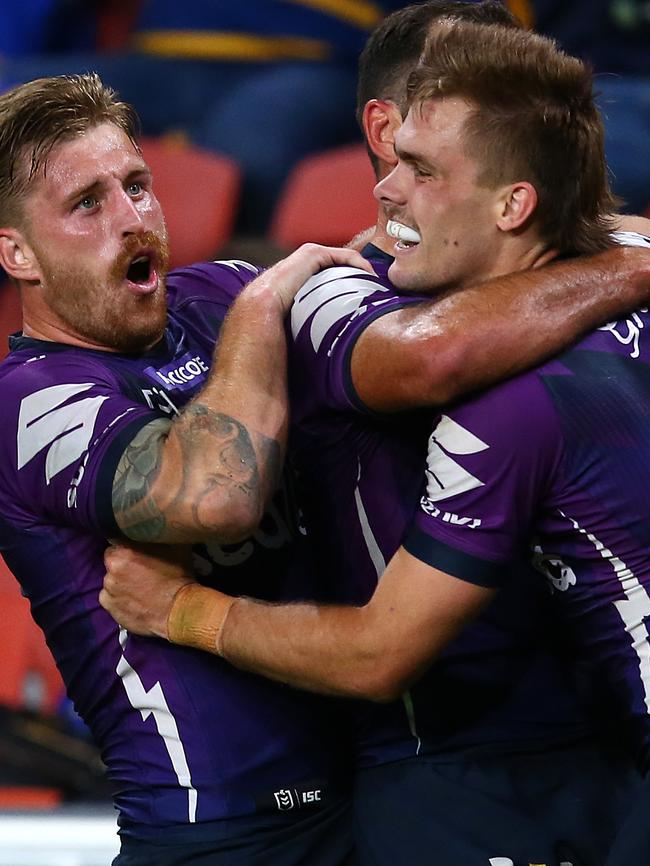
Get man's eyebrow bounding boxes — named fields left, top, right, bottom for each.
left=62, top=179, right=103, bottom=206
left=395, top=144, right=435, bottom=171
left=62, top=165, right=152, bottom=205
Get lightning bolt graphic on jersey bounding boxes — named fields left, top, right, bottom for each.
left=117, top=628, right=198, bottom=822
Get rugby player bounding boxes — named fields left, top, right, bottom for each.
left=0, top=72, right=373, bottom=865
left=101, top=6, right=650, bottom=865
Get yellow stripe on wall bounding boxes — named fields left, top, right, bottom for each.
left=134, top=31, right=331, bottom=61
left=285, top=0, right=384, bottom=29
left=506, top=0, right=535, bottom=28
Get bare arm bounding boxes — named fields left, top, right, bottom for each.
left=113, top=245, right=374, bottom=544
left=100, top=543, right=492, bottom=701
left=352, top=244, right=650, bottom=411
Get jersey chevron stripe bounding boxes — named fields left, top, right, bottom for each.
left=292, top=270, right=388, bottom=350
left=133, top=32, right=330, bottom=61
left=17, top=383, right=108, bottom=484
left=424, top=415, right=487, bottom=503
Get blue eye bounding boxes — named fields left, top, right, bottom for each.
left=127, top=182, right=142, bottom=196
left=78, top=195, right=98, bottom=209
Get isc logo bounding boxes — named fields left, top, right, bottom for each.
left=302, top=789, right=322, bottom=804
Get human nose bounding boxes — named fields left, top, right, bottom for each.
left=374, top=162, right=407, bottom=210
left=114, top=188, right=146, bottom=236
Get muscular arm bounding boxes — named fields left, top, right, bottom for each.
left=113, top=245, right=373, bottom=544
left=100, top=543, right=492, bottom=701
left=353, top=244, right=650, bottom=411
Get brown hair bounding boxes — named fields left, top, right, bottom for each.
left=356, top=2, right=520, bottom=175
left=406, top=21, right=616, bottom=255
left=0, top=72, right=139, bottom=226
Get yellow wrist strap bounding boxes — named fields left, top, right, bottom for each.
left=167, top=583, right=234, bottom=655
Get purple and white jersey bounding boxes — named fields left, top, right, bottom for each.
left=405, top=236, right=650, bottom=769
left=0, top=261, right=348, bottom=834
left=289, top=245, right=590, bottom=769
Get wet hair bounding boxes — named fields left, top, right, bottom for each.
left=356, top=1, right=519, bottom=125
left=0, top=72, right=139, bottom=226
left=406, top=21, right=616, bottom=255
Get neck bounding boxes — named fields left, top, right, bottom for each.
left=474, top=234, right=559, bottom=288
left=20, top=291, right=118, bottom=352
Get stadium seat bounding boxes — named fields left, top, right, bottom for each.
left=0, top=280, right=21, bottom=359
left=0, top=556, right=64, bottom=716
left=140, top=137, right=241, bottom=268
left=96, top=0, right=143, bottom=51
left=270, top=144, right=377, bottom=249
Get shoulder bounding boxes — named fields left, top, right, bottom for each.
left=0, top=344, right=121, bottom=403
left=290, top=264, right=420, bottom=348
left=166, top=259, right=261, bottom=312
left=442, top=366, right=564, bottom=460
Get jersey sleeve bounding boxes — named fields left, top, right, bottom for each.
left=166, top=259, right=262, bottom=315
left=403, top=372, right=565, bottom=588
left=289, top=264, right=425, bottom=412
left=611, top=230, right=650, bottom=249
left=0, top=356, right=159, bottom=538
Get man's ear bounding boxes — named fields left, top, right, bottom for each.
left=362, top=99, right=403, bottom=171
left=496, top=182, right=538, bottom=232
left=0, top=230, right=40, bottom=282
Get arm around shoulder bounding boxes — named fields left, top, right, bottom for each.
left=351, top=244, right=650, bottom=412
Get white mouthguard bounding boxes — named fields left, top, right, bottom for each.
left=387, top=220, right=422, bottom=244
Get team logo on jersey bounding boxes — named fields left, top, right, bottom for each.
left=17, top=383, right=109, bottom=484
left=271, top=786, right=322, bottom=811
left=273, top=789, right=297, bottom=810
left=531, top=546, right=577, bottom=593
left=144, top=351, right=210, bottom=392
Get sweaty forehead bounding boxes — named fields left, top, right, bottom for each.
left=397, top=98, right=474, bottom=152
left=32, top=122, right=144, bottom=193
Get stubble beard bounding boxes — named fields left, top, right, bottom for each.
left=39, top=231, right=171, bottom=353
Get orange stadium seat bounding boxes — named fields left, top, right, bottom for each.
left=0, top=280, right=21, bottom=359
left=0, top=556, right=64, bottom=716
left=140, top=137, right=241, bottom=268
left=270, top=144, right=377, bottom=250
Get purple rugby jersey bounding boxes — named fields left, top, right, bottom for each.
left=0, top=260, right=348, bottom=833
left=404, top=238, right=650, bottom=770
left=288, top=245, right=593, bottom=768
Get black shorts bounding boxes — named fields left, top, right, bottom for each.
left=604, top=770, right=650, bottom=866
left=113, top=794, right=355, bottom=866
left=353, top=740, right=638, bottom=866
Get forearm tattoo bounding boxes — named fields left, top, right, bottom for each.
left=112, top=407, right=281, bottom=542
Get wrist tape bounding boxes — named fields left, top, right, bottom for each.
left=167, top=583, right=235, bottom=656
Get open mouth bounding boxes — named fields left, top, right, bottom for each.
left=387, top=220, right=421, bottom=251
left=123, top=251, right=159, bottom=294
left=127, top=255, right=152, bottom=284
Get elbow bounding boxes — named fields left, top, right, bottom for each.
left=170, top=492, right=263, bottom=545
left=343, top=658, right=415, bottom=703
left=209, top=497, right=263, bottom=545
left=416, top=336, right=470, bottom=406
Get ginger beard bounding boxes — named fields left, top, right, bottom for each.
left=37, top=228, right=171, bottom=353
